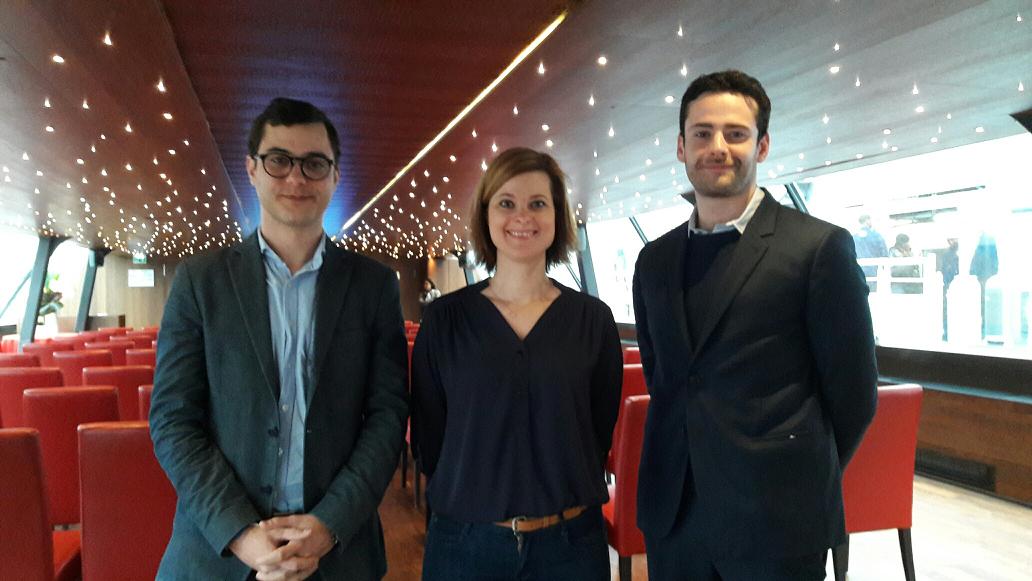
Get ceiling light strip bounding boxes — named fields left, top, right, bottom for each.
left=339, top=10, right=568, bottom=234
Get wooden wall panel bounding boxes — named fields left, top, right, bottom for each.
left=91, top=255, right=176, bottom=329
left=917, top=389, right=1032, bottom=504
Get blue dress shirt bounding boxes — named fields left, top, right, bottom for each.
left=257, top=230, right=325, bottom=513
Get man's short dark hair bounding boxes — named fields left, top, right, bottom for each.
left=679, top=70, right=771, bottom=139
left=247, top=98, right=341, bottom=162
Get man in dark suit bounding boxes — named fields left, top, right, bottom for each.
left=150, top=98, right=408, bottom=580
left=632, top=71, right=878, bottom=580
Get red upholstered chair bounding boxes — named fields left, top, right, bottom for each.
left=607, top=364, right=650, bottom=474
left=23, top=342, right=75, bottom=367
left=0, top=428, right=82, bottom=581
left=0, top=352, right=41, bottom=367
left=603, top=395, right=650, bottom=581
left=125, top=348, right=157, bottom=367
left=77, top=331, right=103, bottom=344
left=0, top=367, right=64, bottom=427
left=83, top=340, right=134, bottom=366
left=22, top=386, right=120, bottom=526
left=138, top=384, right=153, bottom=419
left=124, top=332, right=156, bottom=349
left=97, top=327, right=127, bottom=337
left=622, top=346, right=641, bottom=364
left=832, top=383, right=924, bottom=581
left=2, top=334, right=20, bottom=353
left=79, top=421, right=176, bottom=581
left=52, top=350, right=112, bottom=387
left=50, top=336, right=87, bottom=352
left=82, top=365, right=153, bottom=420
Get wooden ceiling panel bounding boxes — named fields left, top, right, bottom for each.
left=0, top=1, right=244, bottom=258
left=337, top=0, right=1032, bottom=260
left=161, top=0, right=570, bottom=232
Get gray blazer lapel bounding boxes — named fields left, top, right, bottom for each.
left=691, top=192, right=778, bottom=353
left=227, top=232, right=279, bottom=399
left=310, top=239, right=353, bottom=405
left=664, top=223, right=694, bottom=355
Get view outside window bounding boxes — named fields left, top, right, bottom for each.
left=805, top=134, right=1032, bottom=360
left=0, top=226, right=39, bottom=332
left=33, top=241, right=88, bottom=338
left=585, top=218, right=645, bottom=323
left=635, top=198, right=693, bottom=241
left=546, top=251, right=581, bottom=291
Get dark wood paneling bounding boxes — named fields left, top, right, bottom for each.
left=917, top=389, right=1032, bottom=504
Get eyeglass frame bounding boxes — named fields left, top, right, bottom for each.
left=251, top=151, right=336, bottom=181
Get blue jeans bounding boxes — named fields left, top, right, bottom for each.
left=421, top=506, right=610, bottom=581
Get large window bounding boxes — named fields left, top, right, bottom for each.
left=34, top=241, right=89, bottom=338
left=805, top=133, right=1032, bottom=360
left=585, top=218, right=645, bottom=323
left=635, top=198, right=693, bottom=240
left=0, top=226, right=39, bottom=331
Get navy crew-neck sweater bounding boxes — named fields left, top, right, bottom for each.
left=684, top=229, right=742, bottom=343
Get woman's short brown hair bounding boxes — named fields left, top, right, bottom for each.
left=467, top=147, right=577, bottom=271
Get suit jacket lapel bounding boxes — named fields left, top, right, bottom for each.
left=664, top=223, right=694, bottom=355
left=310, top=239, right=353, bottom=405
left=227, top=232, right=279, bottom=399
left=691, top=191, right=778, bottom=353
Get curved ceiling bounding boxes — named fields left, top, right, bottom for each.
left=1, top=0, right=1029, bottom=263
left=336, top=0, right=1032, bottom=260
left=0, top=0, right=569, bottom=258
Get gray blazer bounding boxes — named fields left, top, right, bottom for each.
left=632, top=192, right=878, bottom=558
left=150, top=232, right=408, bottom=580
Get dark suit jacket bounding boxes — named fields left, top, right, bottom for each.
left=150, top=232, right=408, bottom=580
left=631, top=192, right=877, bottom=558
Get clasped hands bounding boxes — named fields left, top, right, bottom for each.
left=230, top=514, right=335, bottom=581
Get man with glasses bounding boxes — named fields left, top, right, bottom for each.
left=151, top=98, right=408, bottom=580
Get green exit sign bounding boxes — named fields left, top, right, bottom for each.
left=132, top=253, right=147, bottom=265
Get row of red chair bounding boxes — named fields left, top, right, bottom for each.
left=1, top=421, right=174, bottom=581
left=599, top=378, right=924, bottom=581
left=0, top=365, right=153, bottom=428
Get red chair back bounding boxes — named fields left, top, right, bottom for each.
left=50, top=336, right=87, bottom=351
left=0, top=353, right=41, bottom=367
left=22, top=387, right=120, bottom=526
left=842, top=383, right=924, bottom=533
left=77, top=331, right=103, bottom=344
left=97, top=327, right=128, bottom=337
left=125, top=348, right=157, bottom=367
left=622, top=346, right=641, bottom=364
left=124, top=332, right=156, bottom=349
left=22, top=342, right=75, bottom=367
left=607, top=364, right=649, bottom=473
left=0, top=368, right=63, bottom=427
left=79, top=422, right=176, bottom=581
left=83, top=340, right=134, bottom=366
left=82, top=366, right=153, bottom=420
left=52, top=350, right=112, bottom=387
left=138, top=385, right=153, bottom=419
left=0, top=428, right=55, bottom=581
left=603, top=395, right=649, bottom=557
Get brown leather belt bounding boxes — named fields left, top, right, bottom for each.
left=494, top=505, right=586, bottom=533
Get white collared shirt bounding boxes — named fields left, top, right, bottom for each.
left=687, top=186, right=764, bottom=237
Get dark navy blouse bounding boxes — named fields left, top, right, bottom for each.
left=412, top=279, right=623, bottom=522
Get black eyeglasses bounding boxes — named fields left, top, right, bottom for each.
left=253, top=152, right=335, bottom=181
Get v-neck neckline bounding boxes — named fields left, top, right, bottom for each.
left=476, top=278, right=565, bottom=345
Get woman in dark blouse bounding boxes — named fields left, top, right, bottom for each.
left=412, top=147, right=623, bottom=580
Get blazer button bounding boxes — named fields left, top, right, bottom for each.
left=260, top=485, right=272, bottom=494
left=268, top=428, right=279, bottom=438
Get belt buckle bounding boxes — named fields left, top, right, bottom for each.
left=510, top=515, right=528, bottom=534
